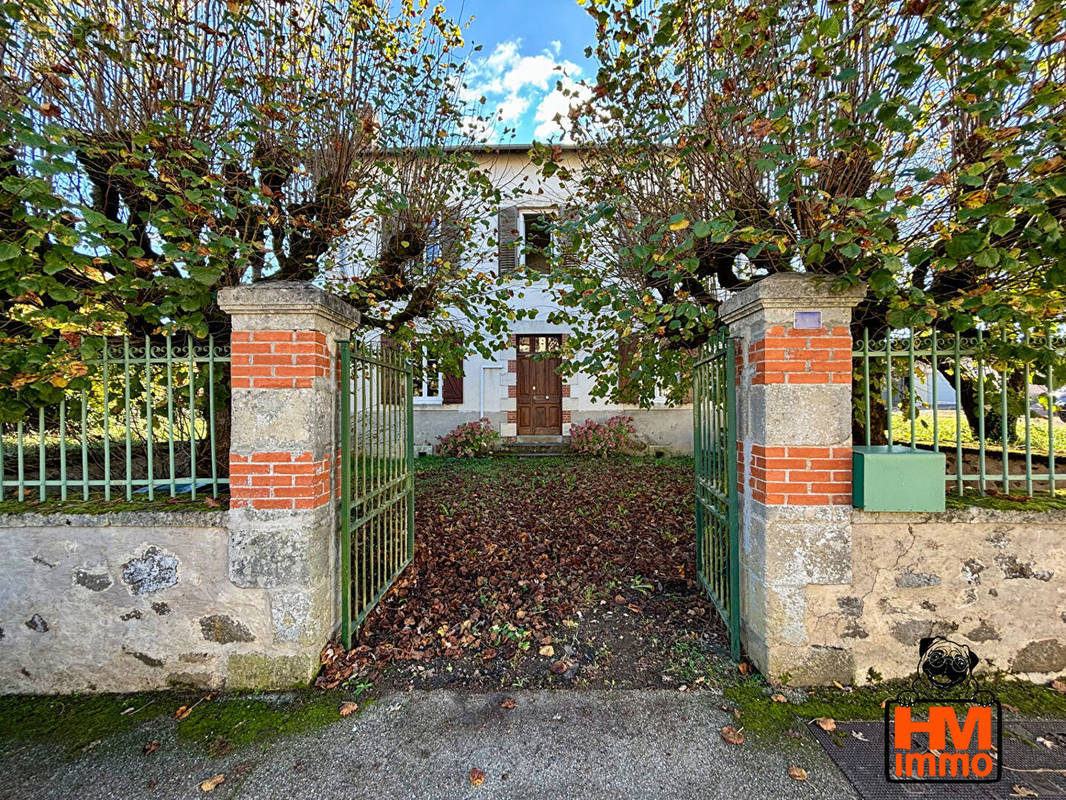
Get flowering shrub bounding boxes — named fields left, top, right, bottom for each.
left=438, top=418, right=500, bottom=458
left=569, top=415, right=640, bottom=457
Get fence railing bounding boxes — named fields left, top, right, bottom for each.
left=854, top=327, right=1066, bottom=497
left=1, top=335, right=230, bottom=503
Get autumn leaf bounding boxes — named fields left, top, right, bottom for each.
left=787, top=766, right=808, bottom=781
left=468, top=767, right=485, bottom=787
left=770, top=693, right=787, bottom=703
left=1051, top=679, right=1066, bottom=694
left=200, top=774, right=225, bottom=792
left=339, top=702, right=359, bottom=717
left=550, top=660, right=568, bottom=674
left=738, top=662, right=750, bottom=675
left=750, top=118, right=773, bottom=138
left=668, top=218, right=689, bottom=231
left=539, top=645, right=555, bottom=657
left=813, top=717, right=836, bottom=732
left=720, top=725, right=745, bottom=745
left=175, top=705, right=192, bottom=720
left=143, top=739, right=161, bottom=755
left=500, top=697, right=516, bottom=710
left=1033, top=156, right=1064, bottom=175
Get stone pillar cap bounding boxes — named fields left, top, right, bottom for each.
left=218, top=281, right=360, bottom=329
left=719, top=273, right=866, bottom=326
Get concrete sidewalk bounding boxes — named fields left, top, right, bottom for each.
left=0, top=690, right=858, bottom=800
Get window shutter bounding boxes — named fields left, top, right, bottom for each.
left=618, top=338, right=639, bottom=404
left=681, top=347, right=696, bottom=405
left=380, top=215, right=403, bottom=256
left=442, top=365, right=463, bottom=404
left=558, top=205, right=582, bottom=270
left=441, top=205, right=463, bottom=264
left=498, top=206, right=519, bottom=275
left=380, top=336, right=402, bottom=404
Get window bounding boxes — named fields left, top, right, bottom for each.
left=521, top=211, right=553, bottom=273
left=422, top=218, right=443, bottom=269
left=414, top=349, right=442, bottom=404
left=412, top=346, right=464, bottom=404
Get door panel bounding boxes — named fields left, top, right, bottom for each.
left=516, top=335, right=563, bottom=435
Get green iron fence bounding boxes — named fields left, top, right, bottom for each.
left=693, top=327, right=740, bottom=659
left=339, top=339, right=414, bottom=648
left=0, top=335, right=230, bottom=502
left=854, top=327, right=1066, bottom=497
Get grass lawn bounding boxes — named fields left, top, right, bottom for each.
left=318, top=454, right=733, bottom=690
left=889, top=410, right=1066, bottom=455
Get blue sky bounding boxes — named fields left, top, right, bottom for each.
left=453, top=0, right=599, bottom=142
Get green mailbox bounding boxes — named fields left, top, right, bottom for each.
left=852, top=446, right=946, bottom=512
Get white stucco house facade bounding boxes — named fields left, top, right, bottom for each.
left=351, top=145, right=694, bottom=455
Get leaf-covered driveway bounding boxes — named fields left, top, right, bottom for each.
left=319, top=457, right=729, bottom=689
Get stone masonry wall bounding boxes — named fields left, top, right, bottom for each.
left=0, top=511, right=314, bottom=694
left=806, top=508, right=1066, bottom=682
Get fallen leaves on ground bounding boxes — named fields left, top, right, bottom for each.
left=199, top=774, right=225, bottom=792
left=813, top=717, right=836, bottom=732
left=339, top=702, right=359, bottom=717
left=468, top=767, right=486, bottom=787
left=500, top=697, right=516, bottom=709
left=174, top=706, right=192, bottom=720
left=720, top=725, right=745, bottom=745
left=142, top=740, right=160, bottom=755
left=539, top=645, right=555, bottom=657
left=770, top=693, right=787, bottom=703
left=787, top=766, right=808, bottom=781
left=1052, top=679, right=1066, bottom=694
left=317, top=460, right=708, bottom=687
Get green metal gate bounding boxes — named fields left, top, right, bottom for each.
left=338, top=339, right=415, bottom=649
left=693, top=327, right=741, bottom=659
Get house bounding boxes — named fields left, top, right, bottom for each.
left=363, top=145, right=694, bottom=455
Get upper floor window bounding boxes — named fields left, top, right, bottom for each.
left=521, top=211, right=554, bottom=273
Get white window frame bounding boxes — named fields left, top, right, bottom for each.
left=517, top=208, right=556, bottom=270
left=413, top=346, right=444, bottom=405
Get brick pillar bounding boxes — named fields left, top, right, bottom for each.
left=217, top=282, right=359, bottom=688
left=720, top=274, right=865, bottom=685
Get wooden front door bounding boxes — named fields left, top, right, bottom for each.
left=516, top=335, right=563, bottom=435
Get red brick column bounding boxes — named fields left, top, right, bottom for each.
left=227, top=329, right=334, bottom=511
left=745, top=324, right=855, bottom=507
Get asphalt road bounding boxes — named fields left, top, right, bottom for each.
left=0, top=690, right=859, bottom=799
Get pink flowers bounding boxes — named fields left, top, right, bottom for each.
left=569, top=415, right=638, bottom=456
left=438, top=418, right=500, bottom=458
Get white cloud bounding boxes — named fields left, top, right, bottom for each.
left=460, top=38, right=588, bottom=141
left=496, top=94, right=530, bottom=123
left=533, top=76, right=593, bottom=141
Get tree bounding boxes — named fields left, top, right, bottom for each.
left=0, top=0, right=519, bottom=421
left=536, top=0, right=1066, bottom=415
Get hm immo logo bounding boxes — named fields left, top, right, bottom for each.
left=884, top=636, right=1001, bottom=783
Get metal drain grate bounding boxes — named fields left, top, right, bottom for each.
left=811, top=720, right=1066, bottom=799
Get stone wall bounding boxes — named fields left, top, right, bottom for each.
left=802, top=508, right=1066, bottom=683
left=0, top=511, right=317, bottom=694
